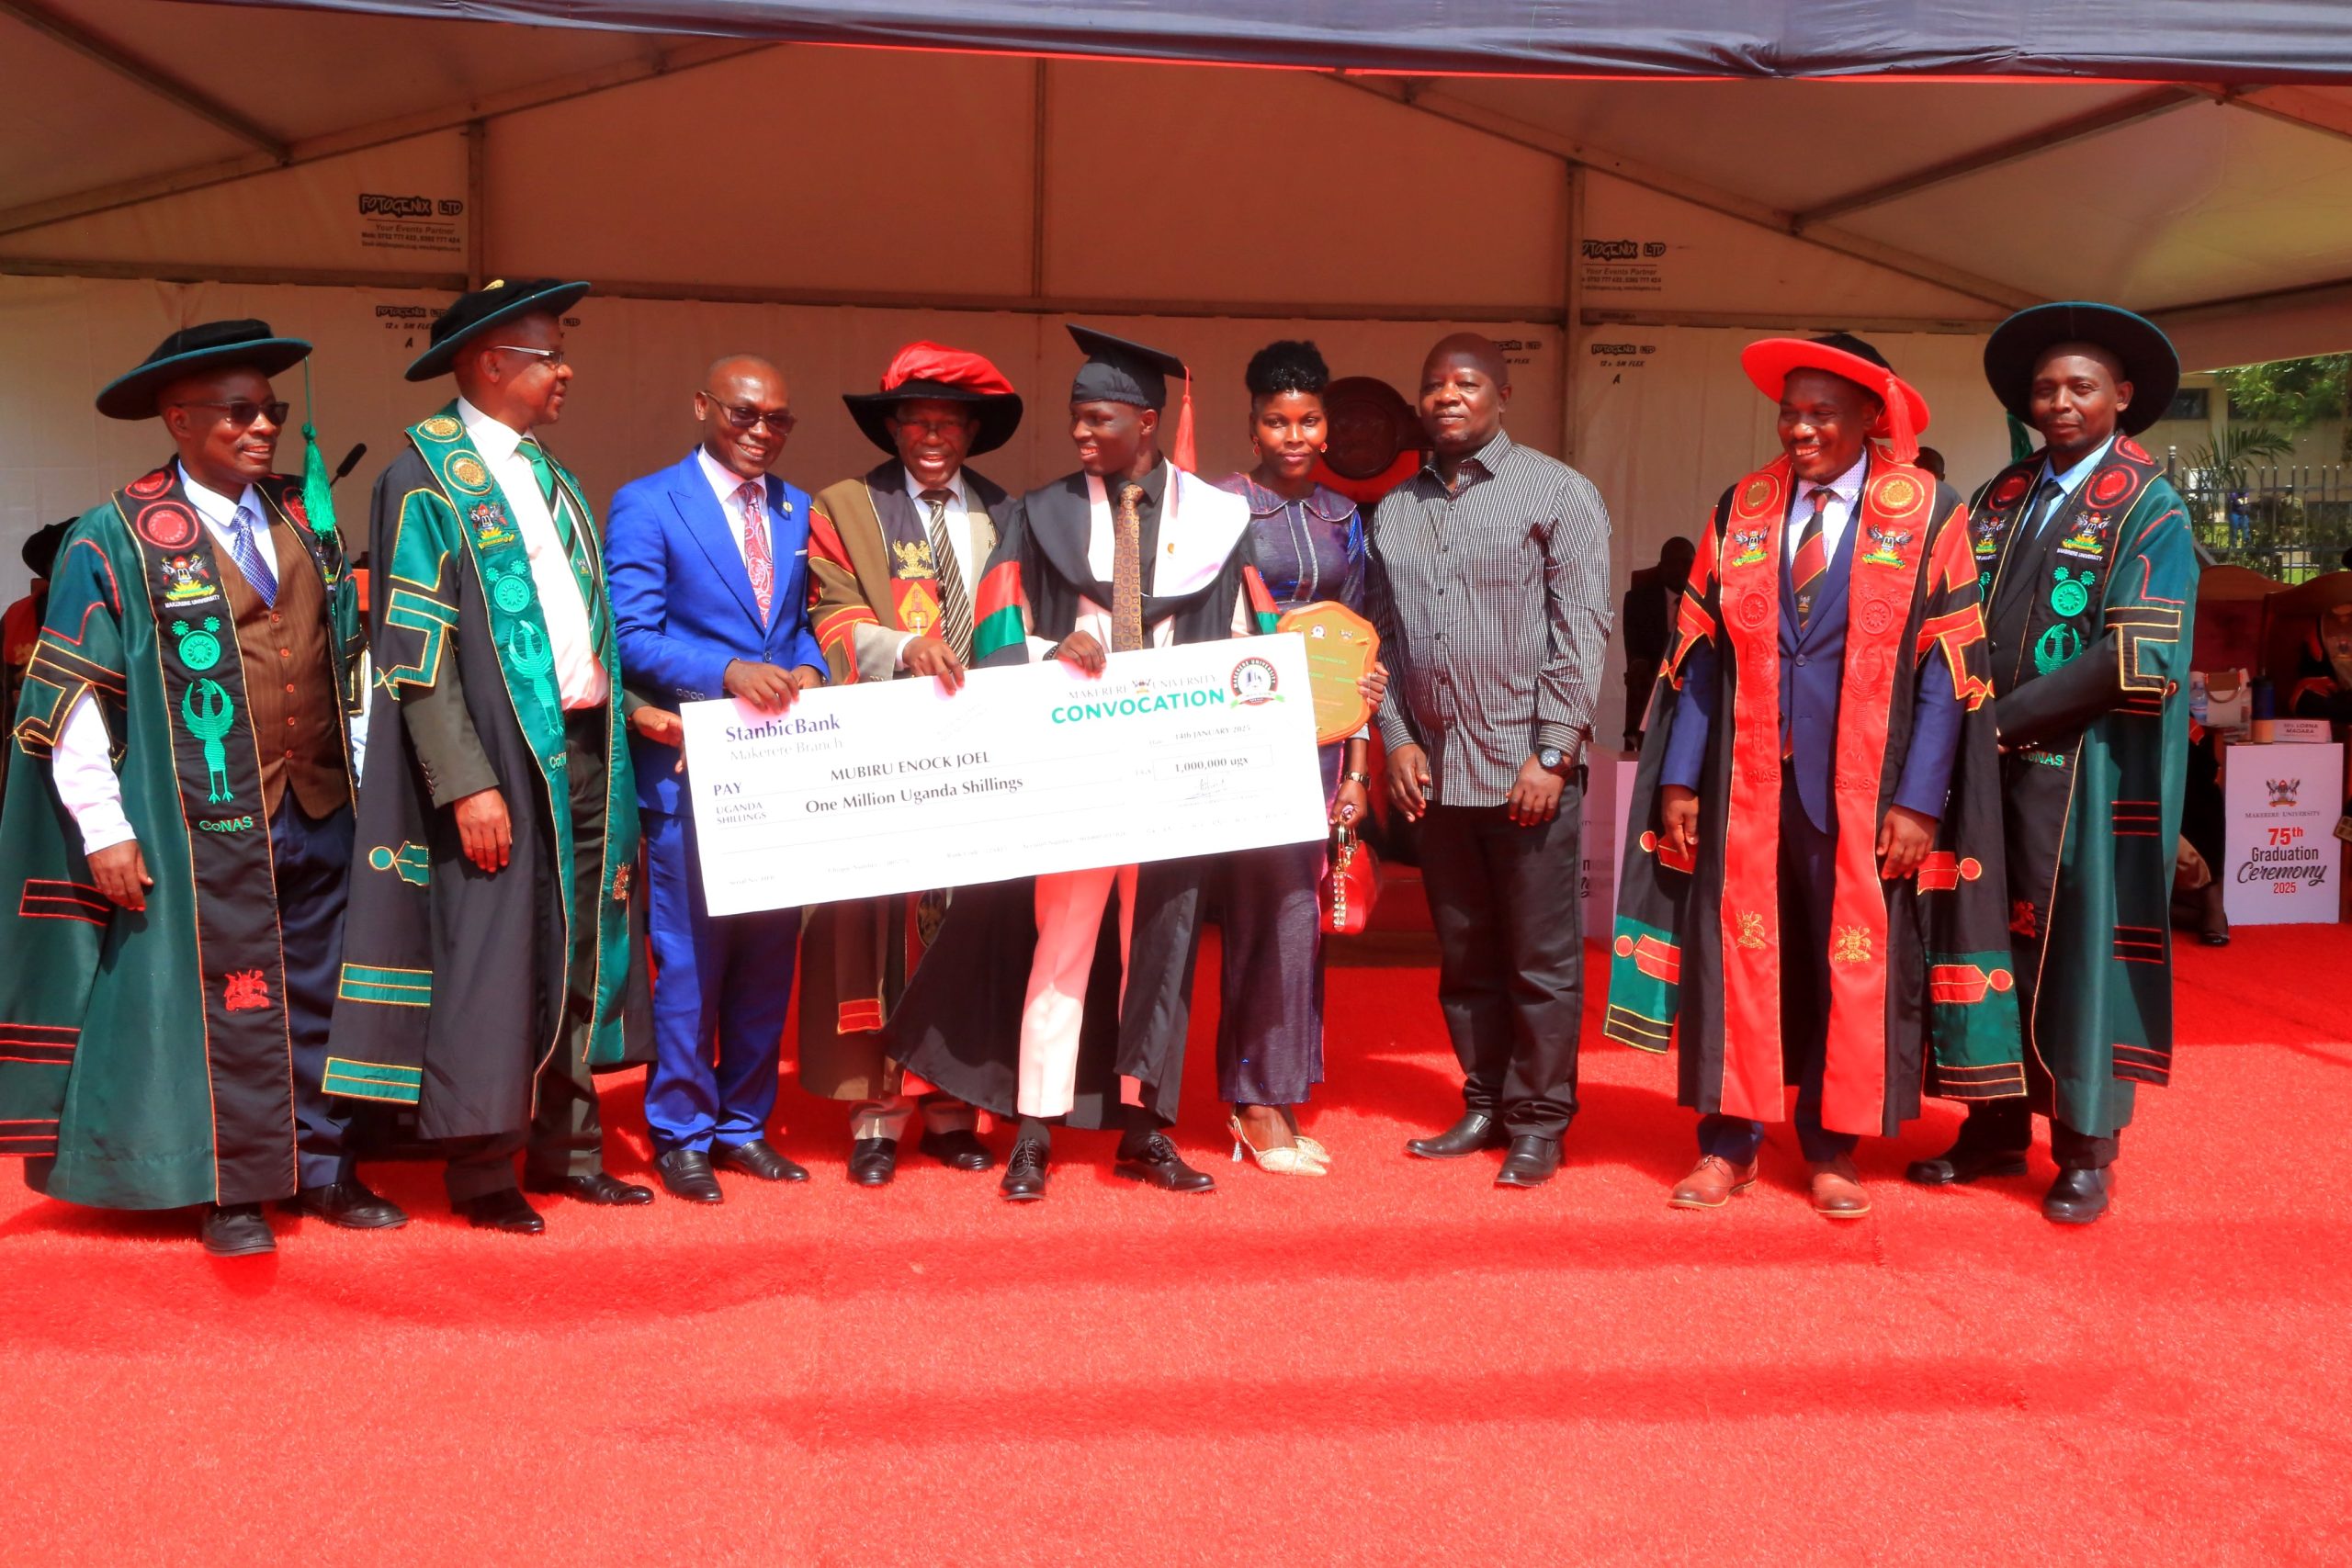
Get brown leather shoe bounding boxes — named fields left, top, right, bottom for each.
left=1807, top=1155, right=1871, bottom=1219
left=1668, top=1154, right=1758, bottom=1210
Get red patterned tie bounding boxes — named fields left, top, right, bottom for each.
left=1792, top=486, right=1832, bottom=630
left=739, top=480, right=773, bottom=626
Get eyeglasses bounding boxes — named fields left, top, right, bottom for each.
left=702, top=395, right=796, bottom=434
left=487, top=344, right=567, bottom=370
left=171, top=400, right=289, bottom=428
left=888, top=415, right=977, bottom=438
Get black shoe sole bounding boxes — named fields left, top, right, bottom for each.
left=1111, top=1162, right=1216, bottom=1192
left=999, top=1185, right=1047, bottom=1201
left=297, top=1208, right=410, bottom=1230
left=202, top=1235, right=277, bottom=1258
left=848, top=1169, right=896, bottom=1187
left=1495, top=1169, right=1557, bottom=1188
left=1905, top=1155, right=2030, bottom=1187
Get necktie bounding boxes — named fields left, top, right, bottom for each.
left=922, top=488, right=973, bottom=661
left=227, top=502, right=277, bottom=608
left=739, top=481, right=773, bottom=626
left=2024, top=477, right=2065, bottom=542
left=518, top=436, right=581, bottom=554
left=1110, top=481, right=1147, bottom=654
left=1792, top=486, right=1832, bottom=630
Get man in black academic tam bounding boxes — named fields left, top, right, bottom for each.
left=881, top=322, right=1261, bottom=1202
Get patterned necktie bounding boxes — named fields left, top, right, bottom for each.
left=1110, top=480, right=1147, bottom=654
left=1792, top=486, right=1832, bottom=630
left=739, top=481, right=773, bottom=625
left=922, top=488, right=973, bottom=660
left=227, top=502, right=277, bottom=608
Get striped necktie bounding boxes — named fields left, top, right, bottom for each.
left=1792, top=486, right=1832, bottom=630
left=226, top=502, right=277, bottom=608
left=922, top=488, right=974, bottom=661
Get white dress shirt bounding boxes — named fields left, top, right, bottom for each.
left=696, top=446, right=774, bottom=573
left=458, top=398, right=608, bottom=710
left=1786, top=450, right=1870, bottom=568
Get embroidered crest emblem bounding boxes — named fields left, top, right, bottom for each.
left=1829, top=925, right=1872, bottom=964
left=171, top=615, right=223, bottom=671
left=447, top=454, right=493, bottom=494
left=612, top=863, right=632, bottom=904
left=137, top=502, right=201, bottom=551
left=180, top=679, right=237, bottom=803
left=2034, top=622, right=2083, bottom=676
left=1739, top=591, right=1771, bottom=628
left=1856, top=597, right=1896, bottom=637
left=126, top=468, right=175, bottom=501
left=163, top=554, right=218, bottom=604
left=2086, top=465, right=2134, bottom=511
left=222, top=969, right=271, bottom=1012
left=368, top=842, right=432, bottom=886
left=2009, top=899, right=2039, bottom=938
left=469, top=502, right=516, bottom=547
left=1988, top=471, right=2031, bottom=510
left=419, top=415, right=463, bottom=440
left=891, top=539, right=937, bottom=580
left=1739, top=477, right=1775, bottom=514
left=1871, top=474, right=1923, bottom=514
left=2267, top=777, right=2301, bottom=807
left=2050, top=567, right=2094, bottom=618
left=1859, top=525, right=1914, bottom=569
left=1728, top=527, right=1770, bottom=568
left=1735, top=910, right=1767, bottom=949
left=485, top=559, right=535, bottom=615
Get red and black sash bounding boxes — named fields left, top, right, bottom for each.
left=113, top=464, right=299, bottom=1202
left=1712, top=456, right=1935, bottom=1131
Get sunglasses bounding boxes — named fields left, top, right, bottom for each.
left=703, top=395, right=796, bottom=434
left=172, top=399, right=289, bottom=429
left=487, top=344, right=567, bottom=370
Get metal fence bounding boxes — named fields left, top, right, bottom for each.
left=2163, top=452, right=2352, bottom=581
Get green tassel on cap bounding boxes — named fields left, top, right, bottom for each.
left=300, top=357, right=338, bottom=551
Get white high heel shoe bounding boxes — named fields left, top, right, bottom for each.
left=1229, top=1114, right=1328, bottom=1176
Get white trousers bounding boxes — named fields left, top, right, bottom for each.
left=1017, top=864, right=1136, bottom=1117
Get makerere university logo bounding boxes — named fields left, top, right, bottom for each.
left=2268, top=777, right=2302, bottom=808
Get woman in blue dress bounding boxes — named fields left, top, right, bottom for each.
left=1215, top=341, right=1381, bottom=1175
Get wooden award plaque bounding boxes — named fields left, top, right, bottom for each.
left=1277, top=600, right=1382, bottom=746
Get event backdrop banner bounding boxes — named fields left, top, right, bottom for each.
left=2222, top=741, right=2344, bottom=926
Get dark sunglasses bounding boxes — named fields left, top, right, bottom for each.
left=172, top=399, right=289, bottom=429
left=703, top=394, right=796, bottom=434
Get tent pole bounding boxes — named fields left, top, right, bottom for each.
left=1030, top=59, right=1049, bottom=299
left=1559, top=160, right=1583, bottom=466
left=465, top=119, right=488, bottom=290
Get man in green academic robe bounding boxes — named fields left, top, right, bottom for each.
left=332, top=278, right=649, bottom=1233
left=0, top=320, right=405, bottom=1255
left=1907, top=304, right=2195, bottom=1224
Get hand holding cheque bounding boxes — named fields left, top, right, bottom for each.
left=682, top=634, right=1330, bottom=916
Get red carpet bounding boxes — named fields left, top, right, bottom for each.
left=4, top=925, right=2349, bottom=1563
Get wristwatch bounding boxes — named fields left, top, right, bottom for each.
left=1538, top=746, right=1570, bottom=775
left=1342, top=770, right=1373, bottom=785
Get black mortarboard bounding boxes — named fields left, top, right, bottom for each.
left=1068, top=325, right=1187, bottom=412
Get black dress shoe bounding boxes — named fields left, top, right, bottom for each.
left=714, top=1139, right=809, bottom=1183
left=523, top=1170, right=655, bottom=1205
left=1113, top=1133, right=1216, bottom=1193
left=200, top=1202, right=276, bottom=1257
left=848, top=1137, right=898, bottom=1187
left=655, top=1149, right=723, bottom=1203
left=458, top=1189, right=545, bottom=1234
left=999, top=1137, right=1049, bottom=1201
left=1495, top=1134, right=1563, bottom=1188
left=1405, top=1111, right=1505, bottom=1160
left=918, top=1126, right=997, bottom=1171
left=2042, top=1167, right=2111, bottom=1224
left=1905, top=1140, right=2030, bottom=1186
left=288, top=1179, right=408, bottom=1229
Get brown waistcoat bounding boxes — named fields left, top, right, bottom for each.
left=213, top=510, right=349, bottom=821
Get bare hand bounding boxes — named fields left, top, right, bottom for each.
left=1660, top=784, right=1700, bottom=862
left=1386, top=741, right=1431, bottom=821
left=1877, top=804, right=1937, bottom=880
left=87, top=840, right=152, bottom=912
left=1052, top=629, right=1107, bottom=677
left=1358, top=660, right=1389, bottom=708
left=793, top=664, right=824, bottom=694
left=724, top=659, right=799, bottom=713
left=454, top=787, right=512, bottom=874
left=1330, top=777, right=1370, bottom=829
left=630, top=706, right=683, bottom=748
left=903, top=636, right=967, bottom=692
left=1506, top=756, right=1566, bottom=828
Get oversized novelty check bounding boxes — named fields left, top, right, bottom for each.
left=682, top=635, right=1328, bottom=916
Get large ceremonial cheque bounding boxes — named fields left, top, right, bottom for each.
left=683, top=634, right=1329, bottom=915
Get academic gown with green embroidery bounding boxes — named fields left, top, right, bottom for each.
left=329, top=410, right=637, bottom=1141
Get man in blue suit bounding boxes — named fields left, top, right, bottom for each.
left=1649, top=333, right=1979, bottom=1220
left=606, top=355, right=827, bottom=1202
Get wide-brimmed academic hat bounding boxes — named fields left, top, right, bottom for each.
left=21, top=519, right=73, bottom=580
left=842, top=342, right=1024, bottom=457
left=95, top=319, right=311, bottom=421
left=1741, top=332, right=1930, bottom=464
left=1983, top=302, right=2180, bottom=438
left=404, top=277, right=590, bottom=382
left=1068, top=324, right=1196, bottom=469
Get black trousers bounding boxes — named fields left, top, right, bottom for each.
left=1417, top=793, right=1584, bottom=1139
left=1954, top=1097, right=2119, bottom=1171
left=444, top=709, right=611, bottom=1201
left=272, top=794, right=356, bottom=1190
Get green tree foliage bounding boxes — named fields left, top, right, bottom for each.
left=2214, top=354, right=2350, bottom=432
